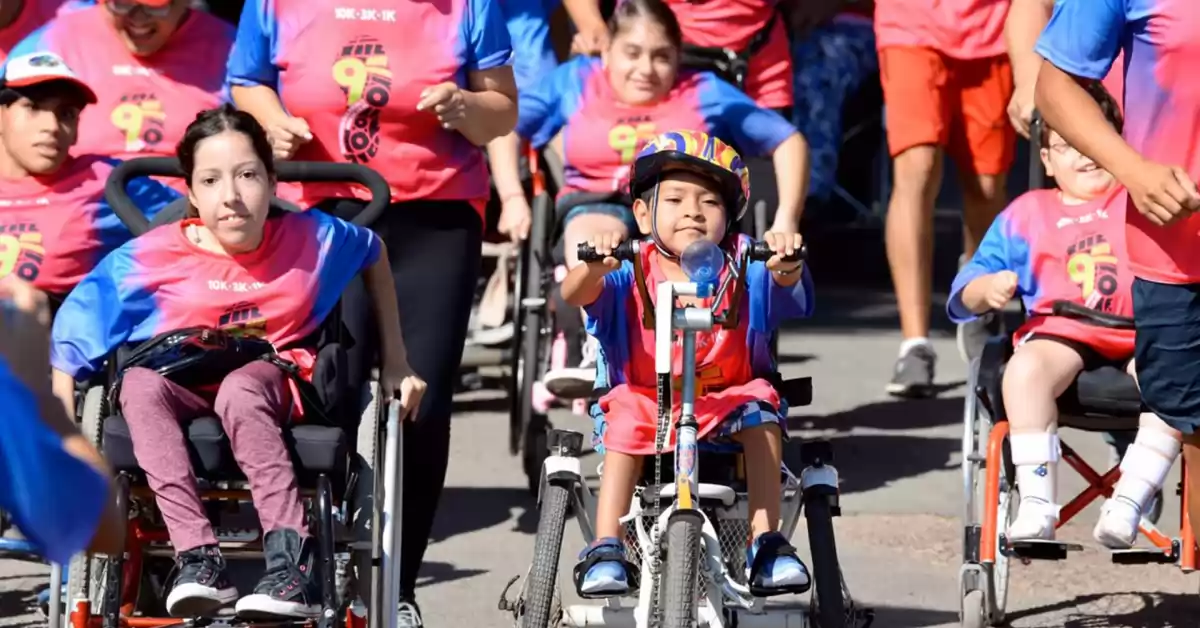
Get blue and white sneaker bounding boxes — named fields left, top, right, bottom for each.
left=746, top=532, right=811, bottom=597
left=572, top=537, right=635, bottom=597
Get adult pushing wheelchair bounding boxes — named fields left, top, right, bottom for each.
left=959, top=299, right=1195, bottom=628
left=53, top=157, right=409, bottom=628
left=499, top=237, right=874, bottom=628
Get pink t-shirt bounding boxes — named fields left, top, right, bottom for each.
left=10, top=7, right=233, bottom=163
left=0, top=0, right=89, bottom=64
left=875, top=0, right=1010, bottom=59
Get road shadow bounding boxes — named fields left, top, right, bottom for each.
left=784, top=432, right=959, bottom=496
left=778, top=352, right=817, bottom=365
left=0, top=585, right=37, bottom=627
left=867, top=603, right=961, bottom=627
left=415, top=560, right=489, bottom=589
left=788, top=395, right=967, bottom=434
left=430, top=486, right=539, bottom=545
left=1006, top=591, right=1200, bottom=627
left=451, top=392, right=512, bottom=415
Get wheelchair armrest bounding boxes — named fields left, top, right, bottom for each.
left=776, top=375, right=812, bottom=408
left=976, top=336, right=1013, bottom=420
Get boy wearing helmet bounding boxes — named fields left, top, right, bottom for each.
left=561, top=130, right=813, bottom=596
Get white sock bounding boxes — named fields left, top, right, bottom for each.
left=1010, top=432, right=1061, bottom=515
left=1113, top=423, right=1180, bottom=512
left=899, top=337, right=932, bottom=357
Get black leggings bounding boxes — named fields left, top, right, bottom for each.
left=321, top=198, right=483, bottom=597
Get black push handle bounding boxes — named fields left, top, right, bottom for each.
left=749, top=241, right=807, bottom=264
left=577, top=239, right=639, bottom=263
left=105, top=157, right=392, bottom=236
left=1049, top=299, right=1134, bottom=330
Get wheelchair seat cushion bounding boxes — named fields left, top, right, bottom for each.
left=102, top=414, right=347, bottom=479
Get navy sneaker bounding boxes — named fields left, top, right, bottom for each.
left=746, top=532, right=811, bottom=596
left=165, top=545, right=238, bottom=617
left=235, top=529, right=321, bottom=619
left=573, top=537, right=633, bottom=596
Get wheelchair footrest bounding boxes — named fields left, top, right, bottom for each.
left=1110, top=547, right=1179, bottom=565
left=1002, top=537, right=1081, bottom=561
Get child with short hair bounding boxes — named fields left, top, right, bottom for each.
left=562, top=130, right=814, bottom=595
left=948, top=83, right=1179, bottom=548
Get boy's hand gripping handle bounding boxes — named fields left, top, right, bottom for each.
left=749, top=241, right=808, bottom=263
left=577, top=240, right=638, bottom=263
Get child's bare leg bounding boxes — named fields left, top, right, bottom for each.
left=1094, top=360, right=1183, bottom=548
left=578, top=449, right=641, bottom=595
left=733, top=422, right=810, bottom=591
left=733, top=423, right=784, bottom=538
left=1001, top=339, right=1085, bottom=540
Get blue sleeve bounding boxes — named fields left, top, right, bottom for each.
left=93, top=168, right=182, bottom=253
left=463, top=0, right=513, bottom=71
left=748, top=262, right=815, bottom=334
left=50, top=245, right=153, bottom=380
left=1034, top=0, right=1126, bottom=80
left=516, top=56, right=590, bottom=148
left=583, top=263, right=633, bottom=348
left=225, top=0, right=280, bottom=89
left=0, top=359, right=107, bottom=565
left=947, top=212, right=1032, bottom=323
left=308, top=210, right=382, bottom=323
left=697, top=73, right=797, bottom=157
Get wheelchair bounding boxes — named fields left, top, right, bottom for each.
left=958, top=299, right=1197, bottom=628
left=499, top=238, right=874, bottom=628
left=53, top=157, right=409, bottom=628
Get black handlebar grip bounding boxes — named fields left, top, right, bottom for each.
left=577, top=239, right=638, bottom=263
left=749, top=241, right=807, bottom=263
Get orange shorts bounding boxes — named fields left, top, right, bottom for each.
left=879, top=47, right=1015, bottom=176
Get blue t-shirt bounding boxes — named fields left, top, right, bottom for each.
left=0, top=356, right=107, bottom=564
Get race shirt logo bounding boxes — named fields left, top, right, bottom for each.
left=218, top=301, right=268, bottom=338
left=1067, top=234, right=1120, bottom=312
left=0, top=223, right=44, bottom=282
left=332, top=36, right=392, bottom=165
left=111, top=93, right=166, bottom=153
left=607, top=115, right=658, bottom=190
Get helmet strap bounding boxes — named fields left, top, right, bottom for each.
left=648, top=176, right=680, bottom=261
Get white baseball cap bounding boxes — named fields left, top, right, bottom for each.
left=2, top=52, right=97, bottom=104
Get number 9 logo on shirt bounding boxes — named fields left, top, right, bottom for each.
left=608, top=122, right=657, bottom=164
left=0, top=232, right=44, bottom=282
left=111, top=97, right=166, bottom=153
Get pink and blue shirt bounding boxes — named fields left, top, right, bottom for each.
left=0, top=0, right=91, bottom=64
left=1036, top=0, right=1200, bottom=285
left=0, top=156, right=178, bottom=296
left=51, top=209, right=381, bottom=385
left=585, top=236, right=813, bottom=454
left=949, top=187, right=1134, bottom=359
left=519, top=56, right=796, bottom=200
left=226, top=0, right=513, bottom=208
left=9, top=7, right=233, bottom=166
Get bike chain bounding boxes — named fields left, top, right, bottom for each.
left=649, top=353, right=674, bottom=627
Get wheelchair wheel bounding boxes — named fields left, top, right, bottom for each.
left=660, top=511, right=703, bottom=628
left=507, top=237, right=528, bottom=456
left=519, top=482, right=568, bottom=628
left=352, top=380, right=383, bottom=621
left=960, top=589, right=986, bottom=628
left=514, top=191, right=553, bottom=496
left=65, top=386, right=112, bottom=625
left=805, top=496, right=847, bottom=628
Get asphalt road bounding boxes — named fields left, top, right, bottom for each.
left=3, top=220, right=1197, bottom=627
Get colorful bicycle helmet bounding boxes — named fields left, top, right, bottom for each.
left=628, top=130, right=751, bottom=222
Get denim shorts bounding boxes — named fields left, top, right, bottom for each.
left=1132, top=278, right=1200, bottom=434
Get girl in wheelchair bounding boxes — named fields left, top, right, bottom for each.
left=488, top=0, right=807, bottom=399
left=46, top=105, right=426, bottom=620
left=947, top=83, right=1180, bottom=548
left=562, top=130, right=813, bottom=597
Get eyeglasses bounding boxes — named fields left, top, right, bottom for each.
left=105, top=0, right=174, bottom=18
left=1047, top=142, right=1082, bottom=157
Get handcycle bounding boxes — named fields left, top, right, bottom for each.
left=959, top=299, right=1195, bottom=628
left=499, top=236, right=874, bottom=628
left=53, top=157, right=409, bottom=628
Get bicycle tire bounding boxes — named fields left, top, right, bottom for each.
left=805, top=497, right=846, bottom=628
left=660, top=513, right=702, bottom=628
left=520, top=483, right=569, bottom=628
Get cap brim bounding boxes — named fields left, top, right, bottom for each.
left=4, top=75, right=98, bottom=105
left=131, top=0, right=172, bottom=7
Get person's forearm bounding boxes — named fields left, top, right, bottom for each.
left=230, top=84, right=290, bottom=128
left=460, top=88, right=518, bottom=146
left=770, top=264, right=805, bottom=287
left=960, top=276, right=996, bottom=314
left=562, top=264, right=608, bottom=307
left=363, top=246, right=409, bottom=367
left=563, top=0, right=606, bottom=33
left=1005, top=0, right=1053, bottom=95
left=771, top=133, right=809, bottom=231
left=487, top=132, right=526, bottom=201
left=1036, top=62, right=1144, bottom=182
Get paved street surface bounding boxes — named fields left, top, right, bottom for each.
left=3, top=220, right=1198, bottom=627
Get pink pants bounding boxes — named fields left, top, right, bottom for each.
left=119, top=362, right=308, bottom=553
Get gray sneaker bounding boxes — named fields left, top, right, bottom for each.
left=956, top=312, right=998, bottom=364
left=886, top=344, right=937, bottom=398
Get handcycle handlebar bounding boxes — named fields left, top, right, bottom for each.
left=105, top=157, right=392, bottom=237
left=576, top=239, right=808, bottom=265
left=1049, top=300, right=1135, bottom=330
